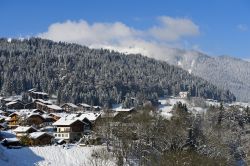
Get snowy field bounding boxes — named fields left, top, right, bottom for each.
left=0, top=145, right=115, bottom=166
left=158, top=97, right=207, bottom=119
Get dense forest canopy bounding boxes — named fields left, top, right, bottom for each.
left=0, top=38, right=235, bottom=107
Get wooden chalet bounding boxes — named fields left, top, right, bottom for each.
left=5, top=101, right=24, bottom=110
left=26, top=113, right=45, bottom=126
left=13, top=126, right=37, bottom=138
left=61, top=103, right=78, bottom=112
left=53, top=118, right=85, bottom=142
left=29, top=132, right=54, bottom=146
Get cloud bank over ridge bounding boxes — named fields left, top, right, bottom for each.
left=38, top=16, right=200, bottom=60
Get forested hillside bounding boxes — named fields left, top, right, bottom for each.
left=0, top=38, right=235, bottom=107
left=158, top=48, right=250, bottom=102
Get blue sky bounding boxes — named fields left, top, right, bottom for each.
left=1, top=0, right=250, bottom=59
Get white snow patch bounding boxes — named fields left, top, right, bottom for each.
left=177, top=61, right=182, bottom=66
left=0, top=145, right=115, bottom=166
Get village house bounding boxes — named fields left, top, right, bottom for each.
left=1, top=138, right=21, bottom=148
left=13, top=126, right=37, bottom=138
left=33, top=99, right=63, bottom=113
left=179, top=91, right=190, bottom=98
left=29, top=132, right=54, bottom=146
left=77, top=103, right=92, bottom=111
left=24, top=102, right=36, bottom=109
left=8, top=112, right=22, bottom=127
left=28, top=89, right=49, bottom=100
left=62, top=113, right=101, bottom=130
left=42, top=114, right=56, bottom=126
left=53, top=118, right=86, bottom=142
left=92, top=106, right=102, bottom=111
left=26, top=113, right=45, bottom=126
left=7, top=109, right=39, bottom=128
left=46, top=104, right=63, bottom=113
left=34, top=99, right=52, bottom=111
left=61, top=103, right=78, bottom=112
left=48, top=113, right=63, bottom=121
left=5, top=100, right=25, bottom=110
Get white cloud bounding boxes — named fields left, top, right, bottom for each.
left=149, top=16, right=200, bottom=41
left=38, top=16, right=200, bottom=60
left=237, top=24, right=248, bottom=32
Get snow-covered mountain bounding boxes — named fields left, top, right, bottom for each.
left=159, top=48, right=250, bottom=102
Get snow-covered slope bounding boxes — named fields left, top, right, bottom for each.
left=158, top=97, right=208, bottom=119
left=0, top=145, right=115, bottom=166
left=158, top=48, right=250, bottom=102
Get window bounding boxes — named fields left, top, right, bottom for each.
left=58, top=134, right=61, bottom=137
left=55, top=134, right=57, bottom=137
left=61, top=134, right=64, bottom=137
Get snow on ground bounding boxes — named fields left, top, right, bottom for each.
left=230, top=102, right=250, bottom=108
left=158, top=97, right=207, bottom=119
left=0, top=145, right=115, bottom=166
left=158, top=105, right=173, bottom=119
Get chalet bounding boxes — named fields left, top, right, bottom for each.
left=26, top=113, right=45, bottom=126
left=46, top=104, right=63, bottom=113
left=28, top=89, right=49, bottom=100
left=24, top=102, right=36, bottom=109
left=33, top=99, right=63, bottom=113
left=29, top=132, right=54, bottom=146
left=61, top=103, right=78, bottom=112
left=179, top=91, right=190, bottom=99
left=1, top=138, right=21, bottom=147
left=1, top=96, right=21, bottom=105
left=113, top=107, right=136, bottom=120
left=6, top=101, right=24, bottom=110
left=8, top=112, right=21, bottom=126
left=78, top=103, right=92, bottom=111
left=66, top=113, right=101, bottom=130
left=32, top=109, right=45, bottom=115
left=7, top=109, right=38, bottom=127
left=48, top=113, right=63, bottom=121
left=53, top=118, right=85, bottom=142
left=13, top=126, right=37, bottom=138
left=92, top=106, right=101, bottom=111
left=34, top=99, right=52, bottom=111
left=42, top=114, right=56, bottom=126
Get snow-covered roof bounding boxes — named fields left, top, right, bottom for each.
left=27, top=113, right=44, bottom=119
left=32, top=92, right=48, bottom=95
left=6, top=101, right=18, bottom=106
left=9, top=109, right=37, bottom=117
left=49, top=112, right=67, bottom=117
left=62, top=103, right=78, bottom=108
left=47, top=104, right=62, bottom=110
left=13, top=126, right=37, bottom=133
left=2, top=137, right=19, bottom=143
left=115, top=108, right=134, bottom=112
left=4, top=95, right=22, bottom=102
left=93, top=106, right=101, bottom=109
left=78, top=113, right=100, bottom=121
left=78, top=103, right=91, bottom=108
left=42, top=114, right=53, bottom=119
left=53, top=118, right=83, bottom=126
left=112, top=104, right=134, bottom=112
left=29, top=132, right=53, bottom=139
left=34, top=99, right=52, bottom=105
